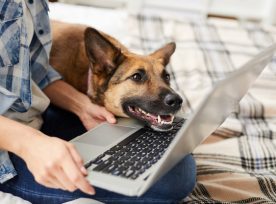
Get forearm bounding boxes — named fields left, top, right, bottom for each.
left=43, top=80, right=116, bottom=130
left=43, top=80, right=88, bottom=117
left=0, top=115, right=42, bottom=157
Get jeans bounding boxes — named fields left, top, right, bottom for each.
left=0, top=105, right=196, bottom=204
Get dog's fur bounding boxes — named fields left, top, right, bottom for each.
left=50, top=21, right=182, bottom=131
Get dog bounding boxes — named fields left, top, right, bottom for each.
left=50, top=21, right=183, bottom=131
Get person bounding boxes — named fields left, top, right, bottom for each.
left=0, top=0, right=196, bottom=203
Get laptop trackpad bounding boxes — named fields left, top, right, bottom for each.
left=76, top=123, right=136, bottom=147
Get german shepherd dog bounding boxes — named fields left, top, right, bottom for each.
left=50, top=21, right=183, bottom=131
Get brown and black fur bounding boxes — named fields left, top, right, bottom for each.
left=50, top=21, right=182, bottom=130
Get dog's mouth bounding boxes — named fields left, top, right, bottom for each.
left=126, top=105, right=175, bottom=131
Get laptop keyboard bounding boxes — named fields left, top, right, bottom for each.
left=85, top=117, right=185, bottom=180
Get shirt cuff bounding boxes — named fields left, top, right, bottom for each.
left=38, top=65, right=62, bottom=90
left=0, top=151, right=17, bottom=184
left=0, top=88, right=18, bottom=115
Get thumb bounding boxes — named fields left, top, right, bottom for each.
left=101, top=108, right=116, bottom=124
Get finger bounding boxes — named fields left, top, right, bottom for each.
left=100, top=108, right=116, bottom=124
left=38, top=176, right=63, bottom=190
left=55, top=167, right=78, bottom=192
left=83, top=119, right=100, bottom=130
left=31, top=166, right=65, bottom=190
left=67, top=144, right=87, bottom=175
left=62, top=155, right=95, bottom=195
left=48, top=178, right=66, bottom=191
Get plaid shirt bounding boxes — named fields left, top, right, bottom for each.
left=0, top=0, right=61, bottom=183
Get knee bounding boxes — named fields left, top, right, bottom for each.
left=147, top=154, right=197, bottom=201
left=172, top=154, right=196, bottom=200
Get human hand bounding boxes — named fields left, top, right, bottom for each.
left=77, top=95, right=116, bottom=130
left=18, top=131, right=95, bottom=194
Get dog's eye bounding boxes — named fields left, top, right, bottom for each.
left=162, top=70, right=170, bottom=83
left=129, top=69, right=147, bottom=82
left=165, top=73, right=170, bottom=81
left=131, top=73, right=143, bottom=82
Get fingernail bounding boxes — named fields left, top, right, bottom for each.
left=88, top=188, right=95, bottom=195
left=81, top=166, right=88, bottom=175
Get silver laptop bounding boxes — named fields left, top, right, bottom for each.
left=71, top=43, right=276, bottom=196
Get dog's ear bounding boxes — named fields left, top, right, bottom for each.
left=84, top=27, right=125, bottom=75
left=150, top=42, right=176, bottom=66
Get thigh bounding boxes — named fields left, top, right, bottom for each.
left=0, top=153, right=196, bottom=204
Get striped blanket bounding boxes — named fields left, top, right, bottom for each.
left=127, top=13, right=276, bottom=203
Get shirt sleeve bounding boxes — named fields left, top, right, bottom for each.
left=37, top=64, right=62, bottom=90
left=0, top=88, right=18, bottom=115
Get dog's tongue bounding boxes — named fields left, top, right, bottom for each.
left=160, top=115, right=172, bottom=122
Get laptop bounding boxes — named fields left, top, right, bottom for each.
left=71, top=43, right=276, bottom=196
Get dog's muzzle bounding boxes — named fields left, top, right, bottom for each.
left=122, top=92, right=183, bottom=132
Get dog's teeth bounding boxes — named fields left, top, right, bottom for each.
left=171, top=115, right=175, bottom=122
left=158, top=115, right=161, bottom=123
left=138, top=108, right=146, bottom=115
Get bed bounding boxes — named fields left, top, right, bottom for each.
left=2, top=2, right=276, bottom=203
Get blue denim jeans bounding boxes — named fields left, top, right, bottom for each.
left=0, top=105, right=196, bottom=204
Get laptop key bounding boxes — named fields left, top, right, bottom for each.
left=133, top=164, right=142, bottom=170
left=124, top=160, right=135, bottom=166
left=93, top=160, right=112, bottom=172
left=84, top=153, right=106, bottom=168
left=130, top=174, right=139, bottom=180
left=84, top=161, right=93, bottom=169
left=93, top=159, right=104, bottom=165
left=103, top=164, right=117, bottom=173
left=118, top=155, right=130, bottom=162
left=140, top=152, right=147, bottom=157
left=112, top=169, right=122, bottom=176
left=110, top=145, right=122, bottom=152
left=133, top=156, right=142, bottom=162
left=124, top=170, right=135, bottom=178
left=105, top=150, right=115, bottom=155
left=96, top=154, right=105, bottom=160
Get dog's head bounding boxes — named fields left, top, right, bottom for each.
left=84, top=27, right=183, bottom=131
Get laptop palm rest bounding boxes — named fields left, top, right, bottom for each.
left=72, top=123, right=138, bottom=163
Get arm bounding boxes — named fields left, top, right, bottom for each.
left=0, top=115, right=95, bottom=194
left=43, top=80, right=116, bottom=130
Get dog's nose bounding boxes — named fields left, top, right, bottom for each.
left=164, top=93, right=183, bottom=108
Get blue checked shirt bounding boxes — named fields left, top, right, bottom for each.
left=0, top=0, right=61, bottom=183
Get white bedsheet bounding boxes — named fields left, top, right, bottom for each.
left=49, top=3, right=130, bottom=46
left=0, top=191, right=31, bottom=204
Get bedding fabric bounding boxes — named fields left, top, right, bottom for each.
left=127, top=13, right=276, bottom=203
